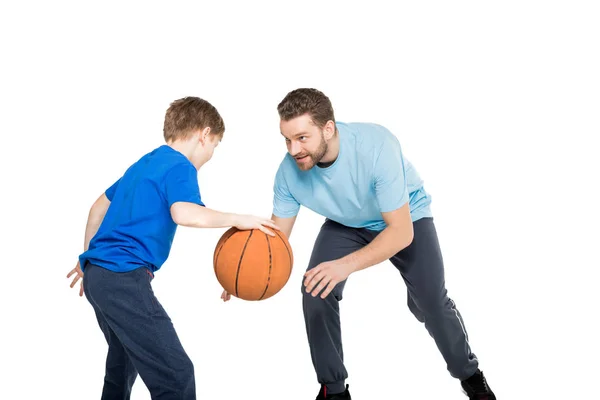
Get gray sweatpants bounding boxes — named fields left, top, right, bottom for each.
left=302, top=217, right=478, bottom=393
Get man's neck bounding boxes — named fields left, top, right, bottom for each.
left=318, top=134, right=340, bottom=167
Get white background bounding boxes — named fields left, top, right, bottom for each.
left=1, top=1, right=599, bottom=399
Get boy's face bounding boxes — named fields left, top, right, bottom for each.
left=203, top=133, right=220, bottom=161
left=195, top=132, right=221, bottom=167
left=280, top=114, right=328, bottom=171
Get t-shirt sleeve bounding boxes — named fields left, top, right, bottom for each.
left=272, top=163, right=300, bottom=218
left=105, top=178, right=121, bottom=201
left=164, top=162, right=205, bottom=207
left=373, top=134, right=409, bottom=213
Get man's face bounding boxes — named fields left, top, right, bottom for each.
left=280, top=114, right=327, bottom=171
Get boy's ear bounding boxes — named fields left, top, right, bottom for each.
left=200, top=127, right=211, bottom=144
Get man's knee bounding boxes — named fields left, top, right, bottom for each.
left=411, top=291, right=452, bottom=317
left=301, top=281, right=343, bottom=316
left=300, top=274, right=345, bottom=299
left=407, top=297, right=425, bottom=323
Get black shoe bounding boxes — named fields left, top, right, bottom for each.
left=461, top=370, right=496, bottom=400
left=315, top=384, right=351, bottom=399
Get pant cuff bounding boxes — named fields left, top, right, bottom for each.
left=325, top=381, right=346, bottom=394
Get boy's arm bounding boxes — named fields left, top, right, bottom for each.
left=84, top=193, right=111, bottom=251
left=67, top=190, right=113, bottom=296
left=170, top=202, right=236, bottom=228
left=83, top=176, right=119, bottom=250
left=170, top=202, right=277, bottom=235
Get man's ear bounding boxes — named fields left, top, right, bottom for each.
left=323, top=120, right=336, bottom=140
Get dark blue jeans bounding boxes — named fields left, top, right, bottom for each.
left=83, top=263, right=196, bottom=399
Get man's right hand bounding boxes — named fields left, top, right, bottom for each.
left=233, top=215, right=280, bottom=236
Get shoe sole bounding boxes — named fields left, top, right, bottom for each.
left=461, top=388, right=495, bottom=400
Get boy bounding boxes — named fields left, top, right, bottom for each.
left=67, top=96, right=278, bottom=399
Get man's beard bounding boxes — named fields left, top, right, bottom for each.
left=294, top=136, right=328, bottom=171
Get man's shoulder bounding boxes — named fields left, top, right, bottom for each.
left=338, top=121, right=391, bottom=132
left=339, top=121, right=396, bottom=141
left=338, top=121, right=399, bottom=157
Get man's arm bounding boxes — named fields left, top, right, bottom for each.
left=340, top=131, right=413, bottom=273
left=270, top=160, right=300, bottom=239
left=304, top=132, right=414, bottom=298
left=338, top=201, right=413, bottom=273
left=84, top=193, right=111, bottom=251
left=304, top=202, right=413, bottom=299
left=271, top=214, right=297, bottom=239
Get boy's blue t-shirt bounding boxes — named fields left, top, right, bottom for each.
left=272, top=122, right=433, bottom=231
left=79, top=145, right=204, bottom=273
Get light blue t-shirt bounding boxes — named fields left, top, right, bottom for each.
left=272, top=122, right=432, bottom=231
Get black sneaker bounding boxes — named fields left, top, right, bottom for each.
left=315, top=384, right=351, bottom=399
left=461, top=370, right=496, bottom=400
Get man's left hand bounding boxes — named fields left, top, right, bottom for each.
left=304, top=260, right=353, bottom=299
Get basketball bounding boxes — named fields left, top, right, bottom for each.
left=213, top=227, right=293, bottom=301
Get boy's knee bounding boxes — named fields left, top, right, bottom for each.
left=174, top=359, right=195, bottom=389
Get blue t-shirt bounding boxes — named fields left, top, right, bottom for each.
left=272, top=122, right=432, bottom=231
left=79, top=145, right=204, bottom=273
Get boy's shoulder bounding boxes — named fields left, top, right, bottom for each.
left=119, top=145, right=193, bottom=181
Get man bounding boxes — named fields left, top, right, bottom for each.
left=267, top=88, right=495, bottom=399
left=67, top=96, right=279, bottom=399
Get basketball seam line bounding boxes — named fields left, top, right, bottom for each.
left=258, top=233, right=272, bottom=300
left=235, top=230, right=253, bottom=297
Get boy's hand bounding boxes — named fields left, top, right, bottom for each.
left=67, top=262, right=84, bottom=297
left=221, top=289, right=231, bottom=302
left=233, top=215, right=280, bottom=236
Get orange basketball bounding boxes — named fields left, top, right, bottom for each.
left=213, top=228, right=293, bottom=301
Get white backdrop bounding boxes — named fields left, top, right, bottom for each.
left=1, top=1, right=599, bottom=399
